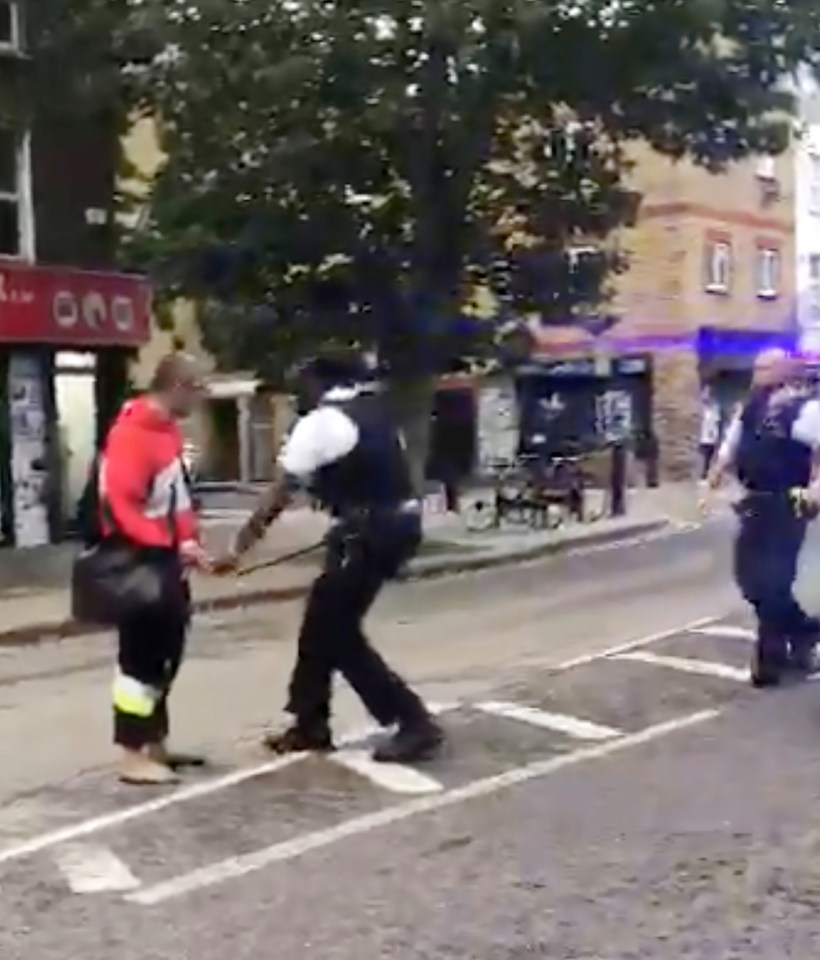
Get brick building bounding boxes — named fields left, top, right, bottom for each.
left=0, top=0, right=151, bottom=546
left=529, top=142, right=796, bottom=479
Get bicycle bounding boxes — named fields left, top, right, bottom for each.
left=465, top=452, right=605, bottom=532
left=464, top=457, right=565, bottom=532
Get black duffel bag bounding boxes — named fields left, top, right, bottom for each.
left=71, top=456, right=183, bottom=627
left=71, top=540, right=182, bottom=627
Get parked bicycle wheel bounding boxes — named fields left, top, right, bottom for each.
left=464, top=497, right=498, bottom=532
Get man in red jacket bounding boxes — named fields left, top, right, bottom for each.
left=101, top=353, right=211, bottom=785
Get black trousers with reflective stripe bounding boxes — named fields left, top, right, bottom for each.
left=286, top=511, right=426, bottom=731
left=114, top=586, right=189, bottom=750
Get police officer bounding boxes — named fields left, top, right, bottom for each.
left=217, top=352, right=444, bottom=763
left=704, top=348, right=820, bottom=686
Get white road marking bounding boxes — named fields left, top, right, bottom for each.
left=475, top=701, right=621, bottom=740
left=335, top=701, right=459, bottom=748
left=55, top=843, right=140, bottom=894
left=0, top=754, right=304, bottom=867
left=690, top=625, right=755, bottom=641
left=127, top=709, right=718, bottom=906
left=329, top=750, right=443, bottom=794
left=556, top=616, right=718, bottom=671
left=0, top=702, right=459, bottom=867
left=614, top=650, right=748, bottom=682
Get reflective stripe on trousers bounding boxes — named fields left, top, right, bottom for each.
left=112, top=671, right=161, bottom=718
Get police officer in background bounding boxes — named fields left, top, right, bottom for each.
left=217, top=351, right=444, bottom=763
left=704, top=348, right=820, bottom=686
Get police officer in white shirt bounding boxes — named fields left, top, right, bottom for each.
left=218, top=352, right=444, bottom=764
left=704, top=348, right=820, bottom=686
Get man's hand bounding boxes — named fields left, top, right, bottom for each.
left=180, top=540, right=214, bottom=573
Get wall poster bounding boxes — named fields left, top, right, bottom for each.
left=9, top=352, right=50, bottom=548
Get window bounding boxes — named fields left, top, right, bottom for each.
left=811, top=153, right=820, bottom=214
left=704, top=240, right=731, bottom=293
left=0, top=2, right=19, bottom=50
left=0, top=127, right=32, bottom=258
left=809, top=254, right=820, bottom=314
left=756, top=246, right=780, bottom=299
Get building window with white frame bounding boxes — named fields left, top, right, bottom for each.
left=809, top=253, right=820, bottom=315
left=704, top=239, right=732, bottom=293
left=809, top=252, right=820, bottom=286
left=0, top=1, right=20, bottom=50
left=756, top=246, right=780, bottom=299
left=810, top=153, right=820, bottom=214
left=0, top=127, right=33, bottom=258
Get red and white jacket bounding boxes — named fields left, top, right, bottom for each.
left=99, top=396, right=199, bottom=552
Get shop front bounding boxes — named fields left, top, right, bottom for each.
left=514, top=354, right=653, bottom=459
left=0, top=259, right=151, bottom=547
left=697, top=326, right=797, bottom=425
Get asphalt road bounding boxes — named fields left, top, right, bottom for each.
left=3, top=517, right=820, bottom=958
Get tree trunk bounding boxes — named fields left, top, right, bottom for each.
left=387, top=375, right=436, bottom=497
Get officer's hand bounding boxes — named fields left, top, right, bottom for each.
left=803, top=489, right=820, bottom=520
left=181, top=540, right=214, bottom=573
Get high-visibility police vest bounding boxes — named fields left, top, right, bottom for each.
left=736, top=387, right=812, bottom=493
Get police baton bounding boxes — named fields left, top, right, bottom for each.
left=236, top=541, right=326, bottom=577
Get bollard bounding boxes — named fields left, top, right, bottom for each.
left=645, top=433, right=659, bottom=489
left=610, top=441, right=626, bottom=516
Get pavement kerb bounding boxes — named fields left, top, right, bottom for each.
left=0, top=517, right=670, bottom=648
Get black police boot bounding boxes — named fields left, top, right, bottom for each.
left=262, top=723, right=334, bottom=755
left=788, top=640, right=817, bottom=675
left=788, top=617, right=820, bottom=675
left=750, top=642, right=786, bottom=688
left=373, top=716, right=444, bottom=764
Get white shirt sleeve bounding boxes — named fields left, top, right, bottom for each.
left=716, top=413, right=742, bottom=464
left=277, top=407, right=359, bottom=480
left=792, top=399, right=820, bottom=448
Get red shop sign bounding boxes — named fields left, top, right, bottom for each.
left=0, top=260, right=152, bottom=347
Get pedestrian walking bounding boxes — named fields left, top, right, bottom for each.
left=703, top=348, right=820, bottom=687
left=97, top=353, right=213, bottom=784
left=216, top=351, right=444, bottom=764
left=699, top=386, right=721, bottom=479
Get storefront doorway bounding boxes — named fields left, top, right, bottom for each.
left=55, top=351, right=97, bottom=527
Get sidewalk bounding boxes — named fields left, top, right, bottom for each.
left=0, top=482, right=713, bottom=645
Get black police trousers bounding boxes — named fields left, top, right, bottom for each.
left=286, top=509, right=427, bottom=732
left=734, top=494, right=814, bottom=660
left=114, top=583, right=190, bottom=750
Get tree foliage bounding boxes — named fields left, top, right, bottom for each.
left=60, top=0, right=820, bottom=381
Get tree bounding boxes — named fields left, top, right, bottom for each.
left=68, top=0, right=820, bottom=468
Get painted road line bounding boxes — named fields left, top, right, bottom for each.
left=689, top=625, right=756, bottom=641
left=336, top=701, right=459, bottom=748
left=127, top=709, right=718, bottom=906
left=475, top=701, right=621, bottom=740
left=556, top=616, right=718, bottom=671
left=55, top=843, right=140, bottom=894
left=0, top=703, right=459, bottom=867
left=330, top=750, right=443, bottom=794
left=0, top=754, right=305, bottom=867
left=614, top=650, right=748, bottom=683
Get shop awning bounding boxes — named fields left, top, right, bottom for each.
left=206, top=375, right=260, bottom=399
left=697, top=327, right=797, bottom=370
left=0, top=259, right=151, bottom=347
